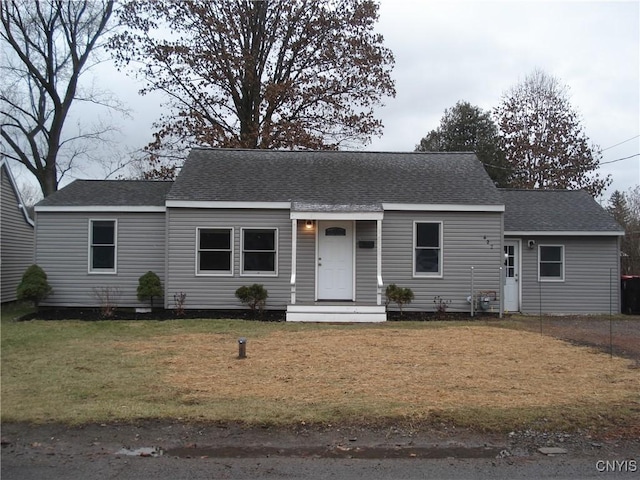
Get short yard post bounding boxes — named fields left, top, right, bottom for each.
left=238, top=337, right=247, bottom=359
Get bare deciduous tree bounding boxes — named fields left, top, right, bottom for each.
left=110, top=0, right=395, bottom=179
left=1, top=0, right=117, bottom=197
left=494, top=69, right=611, bottom=197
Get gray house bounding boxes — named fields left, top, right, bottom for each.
left=33, top=148, right=623, bottom=320
left=501, top=189, right=623, bottom=314
left=1, top=160, right=35, bottom=303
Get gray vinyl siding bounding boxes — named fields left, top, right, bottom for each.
left=165, top=208, right=291, bottom=309
left=35, top=212, right=166, bottom=307
left=382, top=211, right=503, bottom=312
left=1, top=167, right=34, bottom=303
left=295, top=220, right=316, bottom=303
left=515, top=236, right=621, bottom=314
left=355, top=221, right=377, bottom=303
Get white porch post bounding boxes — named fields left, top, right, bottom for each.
left=376, top=218, right=383, bottom=305
left=290, top=219, right=297, bottom=304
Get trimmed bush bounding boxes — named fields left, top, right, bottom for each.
left=137, top=271, right=163, bottom=308
left=17, top=264, right=52, bottom=307
left=235, top=284, right=268, bottom=312
left=385, top=283, right=414, bottom=314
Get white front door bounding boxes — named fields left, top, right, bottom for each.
left=317, top=221, right=354, bottom=300
left=504, top=240, right=520, bottom=312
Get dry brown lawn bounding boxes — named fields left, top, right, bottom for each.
left=122, top=325, right=640, bottom=427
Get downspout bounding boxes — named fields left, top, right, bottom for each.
left=499, top=208, right=504, bottom=319
left=290, top=219, right=297, bottom=305
left=164, top=206, right=170, bottom=309
left=376, top=218, right=383, bottom=305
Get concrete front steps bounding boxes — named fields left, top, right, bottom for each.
left=286, top=304, right=387, bottom=323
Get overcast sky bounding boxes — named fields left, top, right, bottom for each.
left=369, top=0, right=639, bottom=197
left=9, top=0, right=640, bottom=201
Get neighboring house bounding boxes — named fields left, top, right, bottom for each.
left=1, top=160, right=35, bottom=303
left=33, top=148, right=623, bottom=320
left=501, top=189, right=624, bottom=315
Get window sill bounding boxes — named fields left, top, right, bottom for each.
left=196, top=272, right=234, bottom=277
left=413, top=273, right=443, bottom=279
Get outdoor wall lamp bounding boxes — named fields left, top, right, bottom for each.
left=305, top=220, right=314, bottom=230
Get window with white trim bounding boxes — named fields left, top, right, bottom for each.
left=414, top=222, right=442, bottom=276
left=538, top=245, right=564, bottom=281
left=89, top=220, right=117, bottom=273
left=197, top=228, right=233, bottom=275
left=241, top=228, right=277, bottom=275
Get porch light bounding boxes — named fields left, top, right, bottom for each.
left=305, top=220, right=314, bottom=230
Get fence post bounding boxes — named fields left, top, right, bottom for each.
left=499, top=266, right=504, bottom=319
left=539, top=278, right=543, bottom=336
left=610, top=268, right=613, bottom=359
left=470, top=266, right=474, bottom=317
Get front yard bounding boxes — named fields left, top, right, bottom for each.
left=2, top=308, right=639, bottom=434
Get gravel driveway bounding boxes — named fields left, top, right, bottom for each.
left=503, top=316, right=640, bottom=363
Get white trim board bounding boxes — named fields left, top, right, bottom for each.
left=166, top=200, right=291, bottom=209
left=291, top=211, right=383, bottom=220
left=36, top=206, right=166, bottom=213
left=383, top=203, right=505, bottom=212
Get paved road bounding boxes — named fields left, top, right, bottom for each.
left=2, top=422, right=638, bottom=480
left=4, top=452, right=640, bottom=480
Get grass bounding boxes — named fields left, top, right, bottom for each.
left=2, top=307, right=639, bottom=434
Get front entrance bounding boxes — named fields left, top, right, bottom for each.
left=317, top=220, right=354, bottom=300
left=504, top=240, right=520, bottom=312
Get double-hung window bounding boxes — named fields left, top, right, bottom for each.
left=538, top=245, right=564, bottom=281
left=414, top=222, right=442, bottom=277
left=89, top=220, right=117, bottom=273
left=241, top=228, right=277, bottom=276
left=197, top=228, right=233, bottom=275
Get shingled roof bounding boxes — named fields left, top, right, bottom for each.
left=167, top=148, right=504, bottom=207
left=36, top=180, right=173, bottom=208
left=501, top=189, right=623, bottom=234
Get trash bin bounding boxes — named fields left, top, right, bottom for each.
left=621, top=276, right=640, bottom=314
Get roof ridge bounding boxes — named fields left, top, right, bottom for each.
left=71, top=179, right=174, bottom=183
left=190, top=147, right=477, bottom=155
left=500, top=188, right=588, bottom=192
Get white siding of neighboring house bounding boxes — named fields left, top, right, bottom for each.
left=35, top=211, right=166, bottom=307
left=1, top=163, right=34, bottom=303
